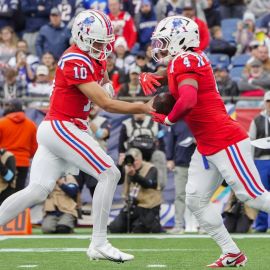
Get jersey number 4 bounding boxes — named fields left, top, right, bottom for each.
left=74, top=66, right=88, bottom=79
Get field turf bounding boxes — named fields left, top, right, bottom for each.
left=0, top=229, right=269, bottom=270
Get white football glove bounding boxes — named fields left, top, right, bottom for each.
left=102, top=83, right=115, bottom=99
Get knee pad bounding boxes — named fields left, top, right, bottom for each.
left=106, top=165, right=121, bottom=184
left=185, top=195, right=204, bottom=213
left=246, top=192, right=270, bottom=213
left=27, top=183, right=50, bottom=204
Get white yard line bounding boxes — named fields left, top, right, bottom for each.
left=0, top=248, right=210, bottom=253
left=1, top=234, right=270, bottom=240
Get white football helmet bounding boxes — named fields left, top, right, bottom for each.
left=72, top=9, right=115, bottom=60
left=151, top=15, right=200, bottom=62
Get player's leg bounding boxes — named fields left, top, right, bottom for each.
left=186, top=150, right=240, bottom=254
left=216, top=139, right=270, bottom=214
left=0, top=144, right=65, bottom=226
left=253, top=160, right=270, bottom=232
left=49, top=120, right=133, bottom=262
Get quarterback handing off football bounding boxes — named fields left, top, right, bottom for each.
left=153, top=92, right=176, bottom=115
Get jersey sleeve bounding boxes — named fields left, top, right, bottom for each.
left=61, top=59, right=95, bottom=86
left=171, top=53, right=201, bottom=83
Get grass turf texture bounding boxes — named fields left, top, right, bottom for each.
left=0, top=233, right=269, bottom=270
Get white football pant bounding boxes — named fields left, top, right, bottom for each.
left=0, top=120, right=120, bottom=247
left=186, top=138, right=270, bottom=254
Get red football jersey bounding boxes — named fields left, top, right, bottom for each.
left=46, top=45, right=106, bottom=121
left=167, top=50, right=248, bottom=155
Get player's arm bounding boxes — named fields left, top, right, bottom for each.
left=78, top=82, right=153, bottom=114
left=139, top=68, right=168, bottom=96
left=152, top=78, right=198, bottom=125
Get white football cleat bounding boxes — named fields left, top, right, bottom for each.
left=87, top=241, right=134, bottom=263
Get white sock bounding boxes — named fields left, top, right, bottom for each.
left=192, top=203, right=240, bottom=254
left=90, top=167, right=119, bottom=248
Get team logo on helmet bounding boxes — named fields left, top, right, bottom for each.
left=77, top=16, right=96, bottom=34
left=171, top=18, right=188, bottom=34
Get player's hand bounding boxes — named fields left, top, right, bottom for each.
left=151, top=112, right=174, bottom=126
left=167, top=160, right=175, bottom=171
left=143, top=97, right=155, bottom=114
left=139, top=72, right=164, bottom=96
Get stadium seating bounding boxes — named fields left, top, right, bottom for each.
left=231, top=54, right=250, bottom=67
left=221, top=18, right=241, bottom=44
left=229, top=66, right=244, bottom=82
left=208, top=53, right=230, bottom=68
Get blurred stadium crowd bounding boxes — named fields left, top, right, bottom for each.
left=1, top=0, right=270, bottom=103
left=1, top=0, right=270, bottom=234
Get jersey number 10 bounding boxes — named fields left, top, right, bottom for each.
left=74, top=66, right=88, bottom=80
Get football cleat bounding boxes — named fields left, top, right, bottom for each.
left=87, top=241, right=134, bottom=263
left=207, top=252, right=247, bottom=268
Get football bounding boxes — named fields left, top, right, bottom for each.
left=153, top=92, right=176, bottom=115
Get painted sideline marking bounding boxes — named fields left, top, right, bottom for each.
left=1, top=234, right=270, bottom=240
left=147, top=265, right=167, bottom=268
left=18, top=265, right=38, bottom=268
left=0, top=248, right=210, bottom=253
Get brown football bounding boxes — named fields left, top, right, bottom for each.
left=153, top=92, right=176, bottom=115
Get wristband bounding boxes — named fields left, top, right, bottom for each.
left=164, top=116, right=174, bottom=126
left=95, top=128, right=105, bottom=139
left=102, top=83, right=114, bottom=98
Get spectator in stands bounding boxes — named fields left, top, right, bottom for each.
left=83, top=0, right=109, bottom=14
left=41, top=52, right=57, bottom=82
left=35, top=7, right=70, bottom=60
left=219, top=0, right=246, bottom=20
left=239, top=59, right=270, bottom=97
left=214, top=65, right=239, bottom=99
left=21, top=0, right=52, bottom=55
left=14, top=50, right=35, bottom=84
left=155, top=0, right=182, bottom=22
left=0, top=68, right=27, bottom=99
left=247, top=0, right=270, bottom=19
left=0, top=99, right=37, bottom=191
left=109, top=148, right=163, bottom=233
left=203, top=0, right=221, bottom=30
left=114, top=36, right=135, bottom=75
left=42, top=174, right=79, bottom=234
left=118, top=66, right=144, bottom=97
left=223, top=191, right=257, bottom=233
left=181, top=2, right=210, bottom=52
left=107, top=53, right=125, bottom=95
left=249, top=91, right=270, bottom=232
left=8, top=39, right=39, bottom=72
left=165, top=121, right=196, bottom=234
left=0, top=0, right=19, bottom=30
left=134, top=51, right=154, bottom=73
left=0, top=148, right=16, bottom=205
left=118, top=105, right=167, bottom=190
left=53, top=0, right=84, bottom=29
left=0, top=26, right=18, bottom=64
left=209, top=26, right=237, bottom=57
left=145, top=43, right=157, bottom=72
left=244, top=45, right=270, bottom=74
left=135, top=0, right=157, bottom=51
left=236, top=11, right=256, bottom=54
left=246, top=40, right=260, bottom=64
left=108, top=0, right=137, bottom=51
left=28, top=65, right=52, bottom=98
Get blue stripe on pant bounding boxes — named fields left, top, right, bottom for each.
left=254, top=159, right=270, bottom=232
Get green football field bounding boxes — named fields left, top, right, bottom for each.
left=0, top=229, right=270, bottom=270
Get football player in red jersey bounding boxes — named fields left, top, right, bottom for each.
left=139, top=16, right=270, bottom=268
left=0, top=10, right=153, bottom=263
